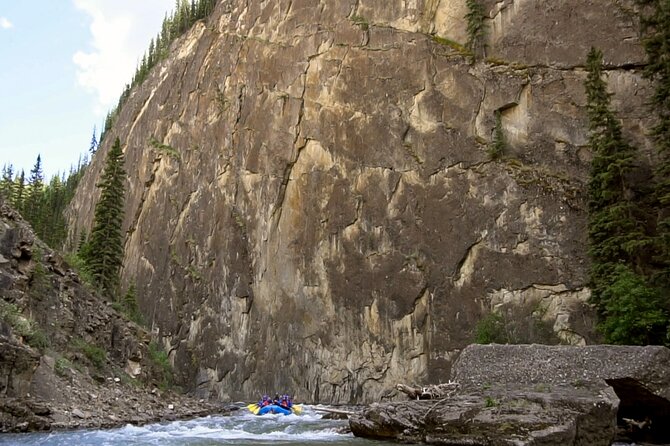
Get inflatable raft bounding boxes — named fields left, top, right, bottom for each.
left=247, top=403, right=302, bottom=415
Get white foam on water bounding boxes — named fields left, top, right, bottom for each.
left=0, top=407, right=361, bottom=445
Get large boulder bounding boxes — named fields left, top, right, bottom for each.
left=452, top=344, right=670, bottom=443
left=451, top=344, right=670, bottom=444
left=350, top=384, right=619, bottom=445
left=351, top=345, right=670, bottom=444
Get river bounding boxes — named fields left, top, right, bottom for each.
left=0, top=407, right=639, bottom=446
left=0, top=407, right=397, bottom=446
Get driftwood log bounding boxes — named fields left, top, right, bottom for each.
left=396, top=382, right=460, bottom=400
left=312, top=407, right=357, bottom=416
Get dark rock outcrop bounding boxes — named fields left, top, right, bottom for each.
left=350, top=384, right=619, bottom=445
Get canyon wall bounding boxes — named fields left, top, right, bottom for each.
left=66, top=0, right=652, bottom=403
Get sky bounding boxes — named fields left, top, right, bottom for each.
left=0, top=0, right=174, bottom=179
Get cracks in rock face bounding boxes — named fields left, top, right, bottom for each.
left=453, top=236, right=486, bottom=288
left=284, top=0, right=293, bottom=21
left=125, top=148, right=164, bottom=244
left=229, top=84, right=246, bottom=153
left=270, top=51, right=311, bottom=227
left=473, top=78, right=488, bottom=143
left=408, top=285, right=429, bottom=324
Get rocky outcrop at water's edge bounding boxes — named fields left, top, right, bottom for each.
left=350, top=344, right=670, bottom=445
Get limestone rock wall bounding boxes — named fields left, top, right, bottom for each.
left=65, top=0, right=653, bottom=403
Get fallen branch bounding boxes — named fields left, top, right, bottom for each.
left=396, top=381, right=460, bottom=400
left=313, top=407, right=357, bottom=416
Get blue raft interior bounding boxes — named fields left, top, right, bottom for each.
left=258, top=404, right=293, bottom=415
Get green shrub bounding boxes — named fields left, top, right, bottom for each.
left=0, top=301, right=35, bottom=339
left=63, top=251, right=95, bottom=289
left=55, top=357, right=73, bottom=377
left=72, top=339, right=107, bottom=368
left=25, top=328, right=49, bottom=350
left=149, top=136, right=181, bottom=161
left=488, top=110, right=506, bottom=160
left=465, top=0, right=486, bottom=58
left=431, top=35, right=470, bottom=55
left=598, top=265, right=667, bottom=345
left=148, top=341, right=173, bottom=389
left=475, top=305, right=558, bottom=345
left=475, top=312, right=508, bottom=344
left=121, top=284, right=144, bottom=325
left=484, top=396, right=499, bottom=407
left=350, top=14, right=369, bottom=31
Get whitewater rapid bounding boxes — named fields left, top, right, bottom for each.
left=0, top=406, right=393, bottom=446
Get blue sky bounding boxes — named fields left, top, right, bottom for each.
left=0, top=0, right=173, bottom=179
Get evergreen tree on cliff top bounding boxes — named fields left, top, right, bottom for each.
left=23, top=155, right=45, bottom=233
left=584, top=48, right=668, bottom=344
left=637, top=0, right=670, bottom=293
left=83, top=137, right=127, bottom=299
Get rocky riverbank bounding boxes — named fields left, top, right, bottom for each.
left=0, top=200, right=230, bottom=432
left=350, top=344, right=670, bottom=445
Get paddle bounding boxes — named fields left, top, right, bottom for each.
left=248, top=403, right=302, bottom=415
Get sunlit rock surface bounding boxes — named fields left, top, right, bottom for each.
left=66, top=0, right=653, bottom=403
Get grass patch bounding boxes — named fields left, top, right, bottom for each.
left=25, top=328, right=49, bottom=350
left=484, top=396, right=499, bottom=407
left=55, top=357, right=74, bottom=377
left=186, top=265, right=203, bottom=282
left=112, top=365, right=141, bottom=387
left=72, top=338, right=107, bottom=368
left=431, top=35, right=471, bottom=56
left=350, top=14, right=369, bottom=31
left=63, top=251, right=95, bottom=290
left=0, top=301, right=33, bottom=338
left=0, top=300, right=47, bottom=349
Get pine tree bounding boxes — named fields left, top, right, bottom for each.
left=41, top=175, right=68, bottom=248
left=101, top=111, right=114, bottom=143
left=160, top=13, right=171, bottom=57
left=12, top=170, right=25, bottom=212
left=122, top=283, right=143, bottom=324
left=636, top=0, right=670, bottom=293
left=488, top=110, right=506, bottom=160
left=584, top=47, right=668, bottom=344
left=0, top=164, right=14, bottom=201
left=147, top=38, right=155, bottom=68
left=89, top=126, right=98, bottom=154
left=465, top=0, right=486, bottom=58
left=23, top=155, right=45, bottom=232
left=190, top=0, right=197, bottom=22
left=83, top=137, right=127, bottom=299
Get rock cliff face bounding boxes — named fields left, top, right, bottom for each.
left=66, top=0, right=653, bottom=403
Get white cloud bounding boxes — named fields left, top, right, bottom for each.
left=72, top=0, right=174, bottom=114
left=0, top=17, right=13, bottom=29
